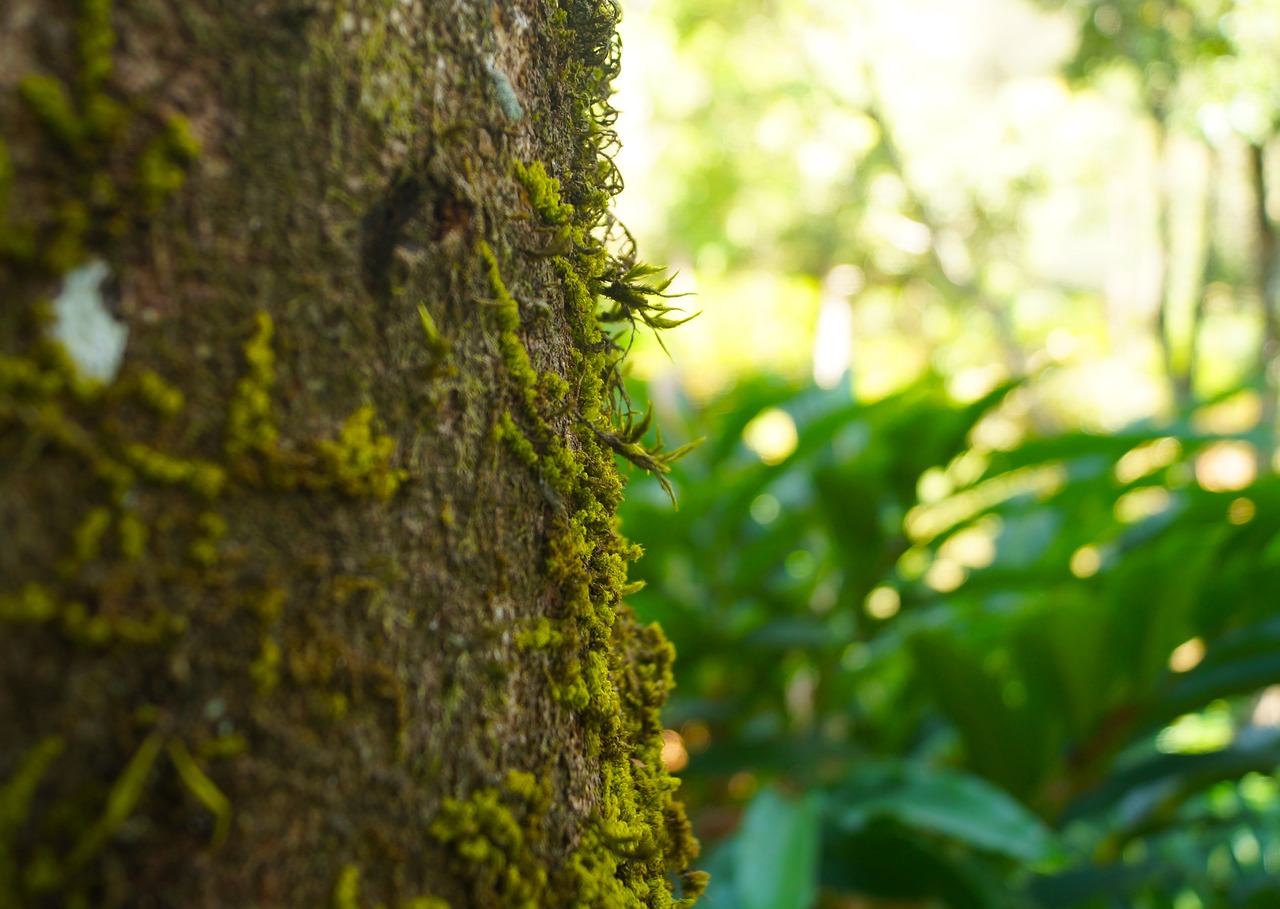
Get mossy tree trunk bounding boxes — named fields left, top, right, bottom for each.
left=0, top=1, right=702, bottom=906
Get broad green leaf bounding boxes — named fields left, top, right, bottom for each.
left=820, top=819, right=1010, bottom=909
left=1061, top=737, right=1280, bottom=827
left=829, top=760, right=1060, bottom=864
left=734, top=786, right=822, bottom=909
left=909, top=631, right=1053, bottom=798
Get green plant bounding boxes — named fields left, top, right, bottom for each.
left=620, top=374, right=1280, bottom=909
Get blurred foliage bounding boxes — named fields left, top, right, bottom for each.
left=609, top=0, right=1280, bottom=906
left=622, top=375, right=1280, bottom=908
left=615, top=0, right=1280, bottom=413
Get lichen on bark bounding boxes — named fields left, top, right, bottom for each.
left=0, top=0, right=702, bottom=907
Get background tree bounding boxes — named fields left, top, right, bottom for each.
left=0, top=1, right=701, bottom=907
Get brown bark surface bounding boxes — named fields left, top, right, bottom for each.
left=0, top=1, right=700, bottom=906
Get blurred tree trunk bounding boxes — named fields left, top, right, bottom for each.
left=1250, top=140, right=1280, bottom=463
left=0, top=1, right=701, bottom=907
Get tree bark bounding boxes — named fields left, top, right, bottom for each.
left=0, top=1, right=701, bottom=907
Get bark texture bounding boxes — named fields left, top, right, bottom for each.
left=0, top=1, right=702, bottom=906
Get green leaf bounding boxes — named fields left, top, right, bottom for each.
left=734, top=786, right=822, bottom=909
left=1061, top=736, right=1280, bottom=828
left=820, top=819, right=1010, bottom=909
left=909, top=631, right=1053, bottom=798
left=829, top=760, right=1060, bottom=864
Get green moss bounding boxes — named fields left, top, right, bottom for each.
left=0, top=736, right=65, bottom=905
left=427, top=773, right=550, bottom=908
left=198, top=733, right=249, bottom=761
left=188, top=511, right=227, bottom=567
left=494, top=411, right=538, bottom=469
left=512, top=161, right=574, bottom=225
left=18, top=76, right=84, bottom=150
left=225, top=314, right=408, bottom=500
left=537, top=372, right=569, bottom=408
left=71, top=506, right=112, bottom=563
left=478, top=241, right=542, bottom=420
left=460, top=4, right=706, bottom=899
left=0, top=584, right=59, bottom=623
left=418, top=303, right=448, bottom=357
left=0, top=354, right=64, bottom=398
left=43, top=199, right=91, bottom=273
left=136, top=116, right=201, bottom=212
left=67, top=732, right=164, bottom=869
left=117, top=511, right=147, bottom=560
left=0, top=139, right=11, bottom=209
left=314, top=406, right=408, bottom=501
left=0, top=139, right=31, bottom=258
left=76, top=0, right=116, bottom=94
left=250, top=634, right=282, bottom=695
left=133, top=369, right=185, bottom=417
left=514, top=618, right=561, bottom=650
left=161, top=113, right=201, bottom=161
left=333, top=864, right=362, bottom=909
left=121, top=442, right=225, bottom=498
left=165, top=739, right=231, bottom=849
left=5, top=0, right=199, bottom=273
left=225, top=312, right=279, bottom=460
left=60, top=599, right=175, bottom=648
left=1, top=562, right=176, bottom=647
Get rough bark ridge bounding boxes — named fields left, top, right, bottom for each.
left=0, top=1, right=703, bottom=906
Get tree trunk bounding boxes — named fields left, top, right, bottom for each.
left=0, top=1, right=702, bottom=907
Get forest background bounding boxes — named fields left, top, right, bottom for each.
left=610, top=0, right=1280, bottom=907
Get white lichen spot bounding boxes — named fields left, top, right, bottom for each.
left=50, top=260, right=128, bottom=384
left=485, top=60, right=524, bottom=122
